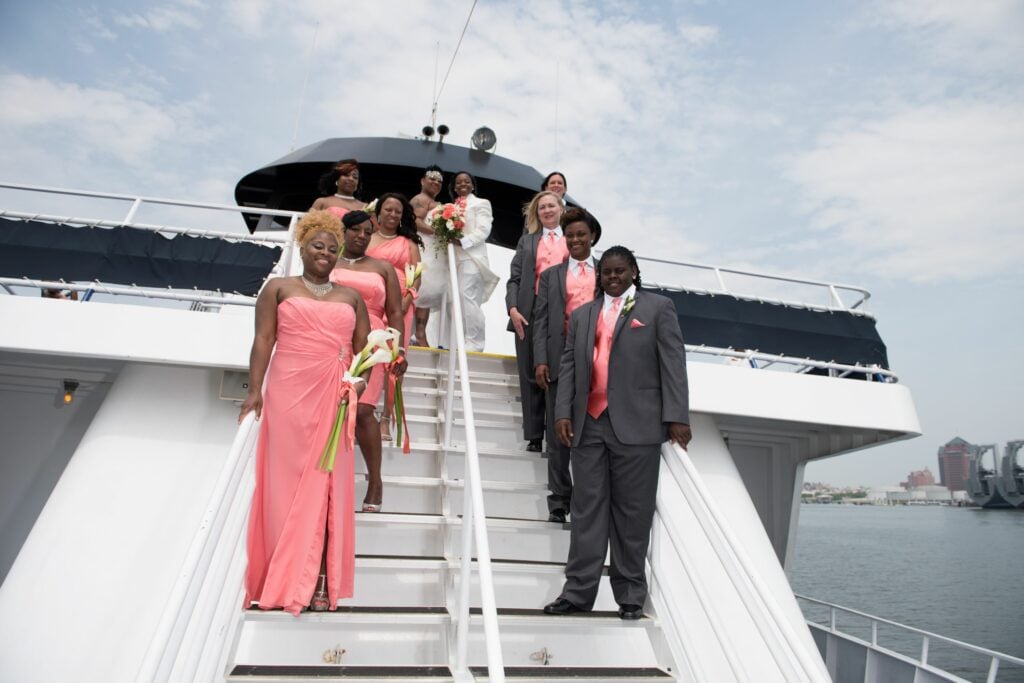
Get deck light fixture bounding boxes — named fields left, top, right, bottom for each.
left=471, top=126, right=496, bottom=152
left=60, top=380, right=79, bottom=407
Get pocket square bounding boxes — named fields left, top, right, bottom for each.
left=630, top=319, right=646, bottom=328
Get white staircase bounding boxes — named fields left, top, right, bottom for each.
left=224, top=348, right=680, bottom=682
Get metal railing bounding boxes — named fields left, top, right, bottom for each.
left=634, top=253, right=872, bottom=314
left=797, top=594, right=1024, bottom=682
left=658, top=442, right=829, bottom=681
left=684, top=345, right=898, bottom=382
left=136, top=412, right=259, bottom=682
left=440, top=243, right=505, bottom=682
left=0, top=182, right=297, bottom=304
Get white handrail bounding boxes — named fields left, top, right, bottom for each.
left=0, top=181, right=303, bottom=222
left=796, top=594, right=1024, bottom=680
left=0, top=277, right=258, bottom=306
left=0, top=209, right=292, bottom=243
left=632, top=252, right=872, bottom=312
left=135, top=412, right=259, bottom=682
left=651, top=513, right=747, bottom=680
left=661, top=443, right=828, bottom=681
left=443, top=244, right=504, bottom=682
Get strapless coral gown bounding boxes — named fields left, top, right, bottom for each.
left=366, top=236, right=417, bottom=342
left=330, top=267, right=387, bottom=407
left=245, top=297, right=357, bottom=615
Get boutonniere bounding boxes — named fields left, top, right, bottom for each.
left=630, top=319, right=645, bottom=329
left=620, top=294, right=636, bottom=318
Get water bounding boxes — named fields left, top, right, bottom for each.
left=789, top=504, right=1024, bottom=682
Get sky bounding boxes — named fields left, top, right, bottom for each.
left=0, top=0, right=1021, bottom=487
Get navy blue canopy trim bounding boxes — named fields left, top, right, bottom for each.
left=0, top=218, right=281, bottom=297
left=648, top=287, right=890, bottom=369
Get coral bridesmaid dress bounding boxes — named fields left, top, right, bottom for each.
left=330, top=267, right=388, bottom=407
left=366, top=236, right=417, bottom=343
left=244, top=297, right=357, bottom=615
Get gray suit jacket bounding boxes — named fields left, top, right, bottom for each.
left=505, top=232, right=541, bottom=331
left=555, top=289, right=689, bottom=446
left=533, top=258, right=597, bottom=377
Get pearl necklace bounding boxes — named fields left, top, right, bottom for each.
left=334, top=193, right=355, bottom=200
left=301, top=276, right=332, bottom=297
left=376, top=231, right=399, bottom=240
left=341, top=255, right=365, bottom=264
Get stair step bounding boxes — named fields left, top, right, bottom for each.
left=470, top=666, right=674, bottom=681
left=228, top=664, right=454, bottom=681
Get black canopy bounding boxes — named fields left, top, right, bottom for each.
left=650, top=287, right=890, bottom=369
left=234, top=137, right=566, bottom=249
left=0, top=218, right=280, bottom=297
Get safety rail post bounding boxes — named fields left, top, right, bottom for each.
left=124, top=197, right=144, bottom=224
left=871, top=620, right=878, bottom=646
left=827, top=285, right=845, bottom=309
left=279, top=214, right=300, bottom=277
left=920, top=635, right=929, bottom=666
left=136, top=412, right=258, bottom=682
left=443, top=243, right=504, bottom=683
left=713, top=267, right=728, bottom=293
left=987, top=657, right=1000, bottom=683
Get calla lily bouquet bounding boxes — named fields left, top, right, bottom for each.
left=430, top=203, right=465, bottom=256
left=318, top=327, right=402, bottom=472
left=405, top=262, right=423, bottom=290
left=384, top=330, right=413, bottom=454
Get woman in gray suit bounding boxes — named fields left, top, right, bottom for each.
left=506, top=191, right=567, bottom=451
left=544, top=246, right=691, bottom=620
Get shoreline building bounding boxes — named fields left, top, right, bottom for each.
left=902, top=468, right=935, bottom=489
left=937, top=437, right=973, bottom=492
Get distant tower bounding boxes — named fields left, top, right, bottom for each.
left=903, top=468, right=936, bottom=488
left=937, top=437, right=973, bottom=491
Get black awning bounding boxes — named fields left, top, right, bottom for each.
left=0, top=218, right=280, bottom=297
left=650, top=287, right=890, bottom=369
left=234, top=137, right=568, bottom=249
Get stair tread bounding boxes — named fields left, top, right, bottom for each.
left=471, top=607, right=647, bottom=620
left=469, top=666, right=672, bottom=678
left=230, top=664, right=453, bottom=678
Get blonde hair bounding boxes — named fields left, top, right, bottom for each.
left=523, top=191, right=563, bottom=235
left=295, top=210, right=344, bottom=246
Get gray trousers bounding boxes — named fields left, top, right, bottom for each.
left=545, top=378, right=571, bottom=513
left=559, top=411, right=661, bottom=610
left=514, top=323, right=545, bottom=441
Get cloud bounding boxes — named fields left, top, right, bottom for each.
left=788, top=101, right=1024, bottom=282
left=868, top=0, right=1024, bottom=71
left=0, top=74, right=195, bottom=167
left=223, top=0, right=271, bottom=35
left=113, top=3, right=203, bottom=32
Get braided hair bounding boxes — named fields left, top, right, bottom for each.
left=375, top=192, right=424, bottom=247
left=595, top=245, right=642, bottom=296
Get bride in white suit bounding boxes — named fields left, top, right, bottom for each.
left=434, top=170, right=499, bottom=351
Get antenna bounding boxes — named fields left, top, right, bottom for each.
left=423, top=0, right=477, bottom=138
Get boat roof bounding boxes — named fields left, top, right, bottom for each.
left=234, top=136, right=563, bottom=249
